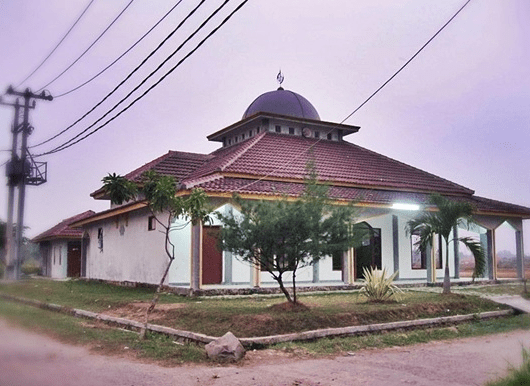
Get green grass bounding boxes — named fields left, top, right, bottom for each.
left=0, top=278, right=184, bottom=311
left=0, top=299, right=206, bottom=365
left=273, top=314, right=530, bottom=356
left=485, top=347, right=530, bottom=386
left=0, top=278, right=510, bottom=337
left=452, top=283, right=527, bottom=296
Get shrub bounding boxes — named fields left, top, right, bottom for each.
left=21, top=259, right=41, bottom=276
left=360, top=266, right=402, bottom=302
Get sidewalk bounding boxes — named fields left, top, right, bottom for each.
left=485, top=295, right=530, bottom=314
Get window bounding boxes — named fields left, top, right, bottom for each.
left=249, top=130, right=253, bottom=137
left=242, top=133, right=245, bottom=140
left=256, top=127, right=260, bottom=133
left=411, top=233, right=426, bottom=269
left=148, top=216, right=156, bottom=231
left=332, top=251, right=343, bottom=271
left=235, top=136, right=238, bottom=143
left=260, top=255, right=296, bottom=271
left=327, top=133, right=332, bottom=140
left=98, top=228, right=104, bottom=251
left=411, top=233, right=442, bottom=269
left=314, top=131, right=320, bottom=139
left=228, top=138, right=231, bottom=145
left=289, top=127, right=295, bottom=135
left=275, top=125, right=281, bottom=133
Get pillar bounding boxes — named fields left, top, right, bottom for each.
left=190, top=222, right=202, bottom=291
left=516, top=230, right=525, bottom=279
left=453, top=226, right=460, bottom=279
left=392, top=215, right=400, bottom=279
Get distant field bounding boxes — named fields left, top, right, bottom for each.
left=460, top=268, right=530, bottom=279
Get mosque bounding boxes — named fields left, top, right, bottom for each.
left=39, top=82, right=530, bottom=290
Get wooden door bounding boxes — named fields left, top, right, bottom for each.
left=202, top=226, right=223, bottom=285
left=67, top=241, right=81, bottom=278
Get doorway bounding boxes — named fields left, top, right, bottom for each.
left=202, top=226, right=223, bottom=285
left=355, top=223, right=381, bottom=280
left=67, top=241, right=82, bottom=278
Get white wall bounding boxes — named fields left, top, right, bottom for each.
left=85, top=208, right=168, bottom=285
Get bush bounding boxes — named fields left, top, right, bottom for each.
left=360, top=266, right=402, bottom=302
left=21, top=259, right=41, bottom=276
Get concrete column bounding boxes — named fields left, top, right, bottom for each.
left=426, top=243, right=435, bottom=284
left=516, top=230, right=525, bottom=279
left=453, top=226, right=460, bottom=279
left=312, top=259, right=319, bottom=283
left=343, top=249, right=354, bottom=284
left=224, top=252, right=233, bottom=285
left=190, top=222, right=202, bottom=291
left=252, top=264, right=260, bottom=287
left=482, top=230, right=496, bottom=280
left=392, top=215, right=399, bottom=279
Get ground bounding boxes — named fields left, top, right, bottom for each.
left=1, top=317, right=528, bottom=386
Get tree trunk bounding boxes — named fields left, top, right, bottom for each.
left=442, top=242, right=451, bottom=294
left=275, top=272, right=293, bottom=303
left=292, top=269, right=297, bottom=304
left=139, top=257, right=174, bottom=339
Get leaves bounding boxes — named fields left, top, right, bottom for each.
left=360, top=266, right=402, bottom=302
left=406, top=194, right=485, bottom=292
left=102, top=173, right=138, bottom=205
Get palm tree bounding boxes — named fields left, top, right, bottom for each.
left=406, top=194, right=485, bottom=294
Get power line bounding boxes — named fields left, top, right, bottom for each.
left=54, top=0, right=184, bottom=98
left=37, top=0, right=136, bottom=92
left=37, top=0, right=249, bottom=157
left=233, top=0, right=473, bottom=194
left=31, top=0, right=208, bottom=149
left=35, top=0, right=231, bottom=154
left=16, top=0, right=96, bottom=87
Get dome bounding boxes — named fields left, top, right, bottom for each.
left=243, top=88, right=320, bottom=120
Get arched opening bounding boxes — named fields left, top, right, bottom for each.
left=495, top=221, right=518, bottom=279
left=354, top=222, right=381, bottom=279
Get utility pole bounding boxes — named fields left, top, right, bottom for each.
left=1, top=86, right=52, bottom=280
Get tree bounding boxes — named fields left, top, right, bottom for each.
left=216, top=177, right=358, bottom=305
left=406, top=194, right=485, bottom=294
left=102, top=170, right=211, bottom=336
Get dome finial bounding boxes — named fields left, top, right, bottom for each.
left=276, top=69, right=284, bottom=90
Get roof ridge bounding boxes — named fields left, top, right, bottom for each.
left=340, top=140, right=474, bottom=195
left=219, top=131, right=267, bottom=172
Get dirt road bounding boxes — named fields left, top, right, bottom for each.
left=0, top=318, right=528, bottom=386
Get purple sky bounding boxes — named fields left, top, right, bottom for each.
left=1, top=0, right=529, bottom=252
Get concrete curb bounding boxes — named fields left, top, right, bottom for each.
left=0, top=293, right=515, bottom=347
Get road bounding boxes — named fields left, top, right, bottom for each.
left=0, top=318, right=528, bottom=386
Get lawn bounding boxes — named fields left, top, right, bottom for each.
left=0, top=278, right=510, bottom=337
left=0, top=278, right=528, bottom=365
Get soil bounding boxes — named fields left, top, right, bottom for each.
left=100, top=297, right=502, bottom=338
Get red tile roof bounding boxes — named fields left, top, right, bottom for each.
left=184, top=132, right=473, bottom=195
left=33, top=210, right=96, bottom=242
left=91, top=150, right=212, bottom=198
left=86, top=132, right=530, bottom=218
left=124, top=150, right=212, bottom=183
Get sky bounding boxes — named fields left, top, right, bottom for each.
left=0, top=0, right=529, bottom=252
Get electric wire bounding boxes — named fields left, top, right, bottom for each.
left=54, top=0, right=184, bottom=98
left=233, top=0, right=473, bottom=194
left=30, top=0, right=208, bottom=149
left=36, top=0, right=136, bottom=92
left=36, top=0, right=249, bottom=157
left=16, top=0, right=96, bottom=87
